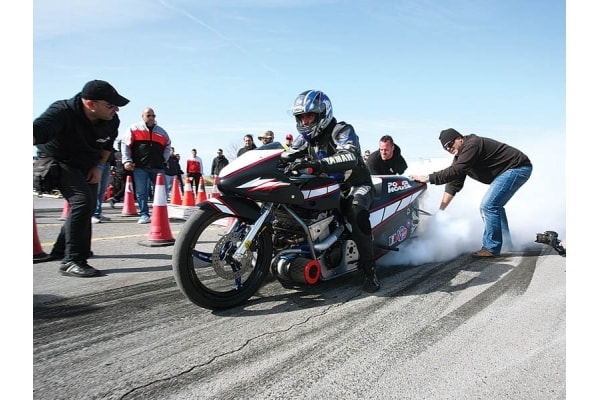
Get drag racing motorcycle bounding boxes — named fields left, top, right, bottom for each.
left=172, top=144, right=428, bottom=310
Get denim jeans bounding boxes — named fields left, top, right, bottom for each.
left=165, top=174, right=175, bottom=198
left=52, top=163, right=97, bottom=262
left=480, top=165, right=532, bottom=254
left=93, top=164, right=111, bottom=217
left=132, top=167, right=165, bottom=217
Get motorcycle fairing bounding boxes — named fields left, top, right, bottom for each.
left=218, top=149, right=305, bottom=205
left=200, top=195, right=261, bottom=220
left=297, top=176, right=341, bottom=211
left=369, top=176, right=426, bottom=255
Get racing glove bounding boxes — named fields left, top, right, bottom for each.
left=287, top=159, right=322, bottom=174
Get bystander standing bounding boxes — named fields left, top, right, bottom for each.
left=258, top=130, right=275, bottom=145
left=237, top=134, right=257, bottom=157
left=122, top=107, right=171, bottom=224
left=186, top=148, right=203, bottom=196
left=211, top=148, right=229, bottom=179
left=165, top=146, right=183, bottom=197
left=33, top=79, right=129, bottom=277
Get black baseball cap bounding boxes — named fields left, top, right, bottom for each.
left=439, top=128, right=462, bottom=147
left=81, top=80, right=129, bottom=107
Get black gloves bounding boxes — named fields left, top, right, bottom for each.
left=286, top=158, right=322, bottom=174
left=281, top=150, right=302, bottom=163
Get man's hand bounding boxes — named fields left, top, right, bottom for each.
left=86, top=166, right=103, bottom=184
left=286, top=159, right=321, bottom=174
left=123, top=161, right=135, bottom=172
left=409, top=175, right=429, bottom=183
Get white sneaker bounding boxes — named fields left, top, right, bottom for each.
left=137, top=214, right=151, bottom=224
left=91, top=216, right=101, bottom=224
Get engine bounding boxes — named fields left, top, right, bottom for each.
left=271, top=207, right=334, bottom=250
left=270, top=206, right=346, bottom=285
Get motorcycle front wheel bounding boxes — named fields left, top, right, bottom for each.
left=172, top=208, right=273, bottom=310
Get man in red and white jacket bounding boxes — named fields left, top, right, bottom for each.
left=122, top=107, right=171, bottom=224
left=186, top=148, right=203, bottom=195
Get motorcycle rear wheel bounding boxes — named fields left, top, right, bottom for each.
left=172, top=208, right=273, bottom=309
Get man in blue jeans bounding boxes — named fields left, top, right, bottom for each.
left=410, top=128, right=532, bottom=258
left=122, top=107, right=171, bottom=224
left=92, top=151, right=113, bottom=223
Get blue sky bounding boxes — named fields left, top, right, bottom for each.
left=31, top=0, right=565, bottom=168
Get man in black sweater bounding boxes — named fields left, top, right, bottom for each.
left=367, top=135, right=408, bottom=175
left=410, top=128, right=532, bottom=258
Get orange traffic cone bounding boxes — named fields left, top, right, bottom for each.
left=104, top=184, right=113, bottom=202
left=34, top=211, right=51, bottom=263
left=58, top=200, right=70, bottom=221
left=121, top=175, right=138, bottom=216
left=170, top=176, right=182, bottom=205
left=139, top=173, right=175, bottom=247
left=196, top=176, right=207, bottom=203
left=182, top=178, right=195, bottom=206
left=211, top=176, right=221, bottom=198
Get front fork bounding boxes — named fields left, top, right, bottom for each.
left=231, top=203, right=274, bottom=262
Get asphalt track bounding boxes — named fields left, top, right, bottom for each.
left=33, top=194, right=566, bottom=399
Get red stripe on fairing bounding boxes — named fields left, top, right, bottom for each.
left=301, top=183, right=341, bottom=200
left=205, top=197, right=238, bottom=215
left=247, top=179, right=292, bottom=192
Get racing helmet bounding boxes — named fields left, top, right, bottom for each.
left=291, top=90, right=333, bottom=141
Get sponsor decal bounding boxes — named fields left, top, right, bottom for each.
left=387, top=179, right=410, bottom=193
left=388, top=225, right=409, bottom=247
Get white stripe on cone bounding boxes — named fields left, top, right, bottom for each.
left=153, top=173, right=168, bottom=206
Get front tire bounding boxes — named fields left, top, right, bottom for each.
left=172, top=209, right=273, bottom=309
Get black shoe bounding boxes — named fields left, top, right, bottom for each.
left=59, top=261, right=100, bottom=277
left=49, top=251, right=94, bottom=261
left=363, top=274, right=380, bottom=293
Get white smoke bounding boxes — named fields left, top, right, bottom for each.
left=378, top=138, right=566, bottom=266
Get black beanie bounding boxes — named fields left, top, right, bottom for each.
left=439, top=128, right=462, bottom=146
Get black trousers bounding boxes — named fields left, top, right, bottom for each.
left=342, top=185, right=376, bottom=276
left=51, top=163, right=97, bottom=263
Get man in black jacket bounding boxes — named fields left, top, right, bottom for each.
left=210, top=148, right=229, bottom=179
left=33, top=80, right=129, bottom=277
left=367, top=135, right=408, bottom=175
left=410, top=128, right=532, bottom=258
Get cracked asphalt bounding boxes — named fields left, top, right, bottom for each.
left=33, top=195, right=566, bottom=399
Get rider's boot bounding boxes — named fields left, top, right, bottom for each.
left=361, top=263, right=380, bottom=293
left=355, top=234, right=380, bottom=292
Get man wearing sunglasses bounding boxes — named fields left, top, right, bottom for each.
left=410, top=128, right=532, bottom=258
left=123, top=108, right=171, bottom=224
left=33, top=80, right=129, bottom=277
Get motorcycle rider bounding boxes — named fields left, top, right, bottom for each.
left=283, top=90, right=380, bottom=293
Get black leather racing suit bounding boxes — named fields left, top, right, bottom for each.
left=285, top=118, right=377, bottom=276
